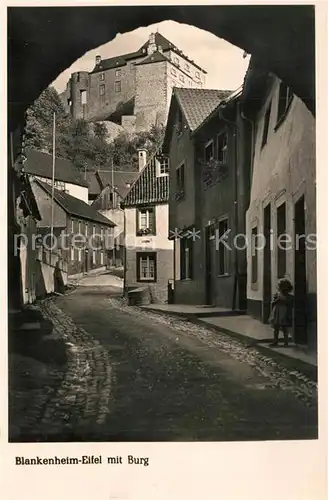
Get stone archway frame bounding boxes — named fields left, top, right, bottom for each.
left=8, top=4, right=315, bottom=131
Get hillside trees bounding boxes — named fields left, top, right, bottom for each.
left=25, top=86, right=165, bottom=172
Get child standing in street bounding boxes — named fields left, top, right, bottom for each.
left=269, top=278, right=294, bottom=346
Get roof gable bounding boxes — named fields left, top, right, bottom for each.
left=122, top=154, right=168, bottom=207
left=175, top=88, right=232, bottom=131
left=25, top=148, right=88, bottom=188
left=135, top=50, right=169, bottom=66
left=35, top=179, right=115, bottom=226
left=163, top=88, right=232, bottom=152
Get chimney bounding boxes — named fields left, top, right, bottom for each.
left=138, top=149, right=147, bottom=171
left=147, top=32, right=157, bottom=55
left=95, top=55, right=101, bottom=65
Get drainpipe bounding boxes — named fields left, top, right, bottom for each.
left=218, top=106, right=238, bottom=310
left=240, top=108, right=255, bottom=180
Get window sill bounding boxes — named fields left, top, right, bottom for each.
left=217, top=273, right=231, bottom=278
left=137, top=279, right=157, bottom=283
left=274, top=97, right=294, bottom=132
left=180, top=277, right=193, bottom=281
left=136, top=231, right=156, bottom=237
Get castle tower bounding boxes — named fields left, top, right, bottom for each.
left=70, top=71, right=89, bottom=119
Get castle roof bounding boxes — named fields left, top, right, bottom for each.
left=34, top=179, right=115, bottom=226
left=121, top=154, right=169, bottom=208
left=135, top=50, right=168, bottom=66
left=162, top=88, right=233, bottom=152
left=25, top=148, right=88, bottom=188
left=91, top=31, right=206, bottom=74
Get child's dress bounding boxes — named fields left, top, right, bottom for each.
left=269, top=293, right=294, bottom=328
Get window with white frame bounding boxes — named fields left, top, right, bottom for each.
left=136, top=207, right=155, bottom=235
left=195, top=71, right=200, bottom=79
left=185, top=63, right=190, bottom=72
left=92, top=250, right=96, bottom=265
left=137, top=252, right=156, bottom=282
left=115, top=81, right=121, bottom=93
left=100, top=252, right=104, bottom=265
left=100, top=72, right=105, bottom=81
left=174, top=57, right=180, bottom=66
left=171, top=68, right=177, bottom=77
left=70, top=247, right=75, bottom=261
left=157, top=156, right=169, bottom=176
left=78, top=249, right=82, bottom=262
left=179, top=74, right=185, bottom=83
left=99, top=84, right=105, bottom=96
left=115, top=69, right=121, bottom=78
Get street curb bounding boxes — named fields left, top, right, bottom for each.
left=139, top=307, right=317, bottom=381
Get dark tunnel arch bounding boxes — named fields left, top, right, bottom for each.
left=8, top=4, right=315, bottom=131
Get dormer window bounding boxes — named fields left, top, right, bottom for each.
left=185, top=64, right=190, bottom=72
left=179, top=74, right=185, bottom=83
left=174, top=57, right=180, bottom=66
left=156, top=156, right=169, bottom=177
left=195, top=71, right=200, bottom=79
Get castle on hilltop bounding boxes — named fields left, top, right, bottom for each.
left=60, top=32, right=207, bottom=133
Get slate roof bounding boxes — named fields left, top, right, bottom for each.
left=91, top=31, right=206, bottom=74
left=86, top=170, right=139, bottom=199
left=121, top=155, right=168, bottom=208
left=174, top=88, right=233, bottom=132
left=135, top=50, right=169, bottom=66
left=97, top=170, right=139, bottom=199
left=25, top=148, right=88, bottom=187
left=86, top=171, right=102, bottom=197
left=35, top=179, right=115, bottom=226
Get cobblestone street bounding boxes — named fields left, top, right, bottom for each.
left=10, top=286, right=317, bottom=442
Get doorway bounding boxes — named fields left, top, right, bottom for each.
left=294, top=195, right=307, bottom=344
left=262, top=203, right=272, bottom=323
left=205, top=224, right=216, bottom=305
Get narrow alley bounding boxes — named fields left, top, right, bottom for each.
left=10, top=277, right=317, bottom=443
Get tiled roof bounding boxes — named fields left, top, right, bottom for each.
left=25, top=148, right=88, bottom=187
left=121, top=155, right=168, bottom=208
left=35, top=179, right=115, bottom=226
left=174, top=88, right=233, bottom=132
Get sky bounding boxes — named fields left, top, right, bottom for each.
left=52, top=20, right=250, bottom=93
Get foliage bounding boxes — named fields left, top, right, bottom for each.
left=25, top=86, right=166, bottom=173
